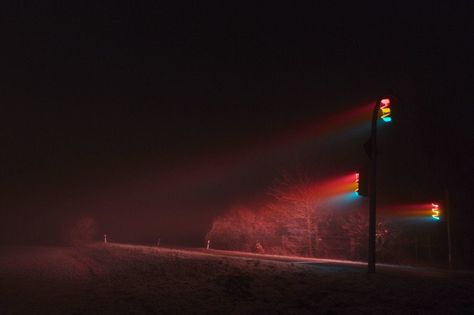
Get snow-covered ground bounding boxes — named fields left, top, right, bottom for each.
left=1, top=243, right=473, bottom=314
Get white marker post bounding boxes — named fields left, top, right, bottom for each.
left=104, top=234, right=107, bottom=244
left=206, top=240, right=210, bottom=250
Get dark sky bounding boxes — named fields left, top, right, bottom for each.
left=1, top=2, right=472, bottom=252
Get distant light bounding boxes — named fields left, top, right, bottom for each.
left=380, top=98, right=392, bottom=122
left=432, top=203, right=440, bottom=220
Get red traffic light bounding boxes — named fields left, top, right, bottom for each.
left=380, top=98, right=392, bottom=122
left=432, top=203, right=440, bottom=220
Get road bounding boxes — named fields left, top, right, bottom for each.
left=179, top=246, right=459, bottom=277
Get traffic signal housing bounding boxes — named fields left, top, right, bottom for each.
left=432, top=203, right=440, bottom=220
left=356, top=169, right=368, bottom=197
left=380, top=98, right=392, bottom=122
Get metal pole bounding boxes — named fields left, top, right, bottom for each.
left=445, top=188, right=453, bottom=269
left=368, top=99, right=381, bottom=273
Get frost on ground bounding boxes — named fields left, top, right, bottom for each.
left=0, top=244, right=473, bottom=314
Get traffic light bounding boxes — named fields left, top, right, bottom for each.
left=355, top=173, right=359, bottom=194
left=431, top=203, right=440, bottom=220
left=355, top=169, right=368, bottom=196
left=380, top=98, right=392, bottom=122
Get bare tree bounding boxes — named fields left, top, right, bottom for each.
left=206, top=170, right=399, bottom=260
left=268, top=173, right=328, bottom=257
left=206, top=206, right=257, bottom=251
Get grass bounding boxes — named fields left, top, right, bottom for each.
left=0, top=243, right=473, bottom=314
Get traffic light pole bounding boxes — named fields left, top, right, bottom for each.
left=445, top=188, right=453, bottom=269
left=368, top=99, right=382, bottom=274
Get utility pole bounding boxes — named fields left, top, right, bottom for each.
left=445, top=189, right=453, bottom=269
left=367, top=97, right=392, bottom=274
left=367, top=99, right=380, bottom=274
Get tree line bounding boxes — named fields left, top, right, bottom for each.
left=206, top=172, right=404, bottom=261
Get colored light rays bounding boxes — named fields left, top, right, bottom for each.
left=324, top=191, right=360, bottom=206
left=282, top=102, right=374, bottom=146
left=379, top=203, right=441, bottom=221
left=380, top=98, right=392, bottom=122
left=144, top=103, right=375, bottom=190
left=90, top=103, right=375, bottom=205
left=291, top=173, right=361, bottom=203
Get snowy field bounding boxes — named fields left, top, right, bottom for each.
left=1, top=243, right=473, bottom=314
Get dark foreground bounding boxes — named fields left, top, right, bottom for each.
left=1, top=244, right=473, bottom=314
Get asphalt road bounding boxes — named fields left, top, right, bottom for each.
left=181, top=246, right=469, bottom=277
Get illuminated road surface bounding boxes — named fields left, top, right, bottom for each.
left=180, top=246, right=453, bottom=276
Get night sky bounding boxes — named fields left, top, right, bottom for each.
left=1, top=2, right=472, bottom=261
